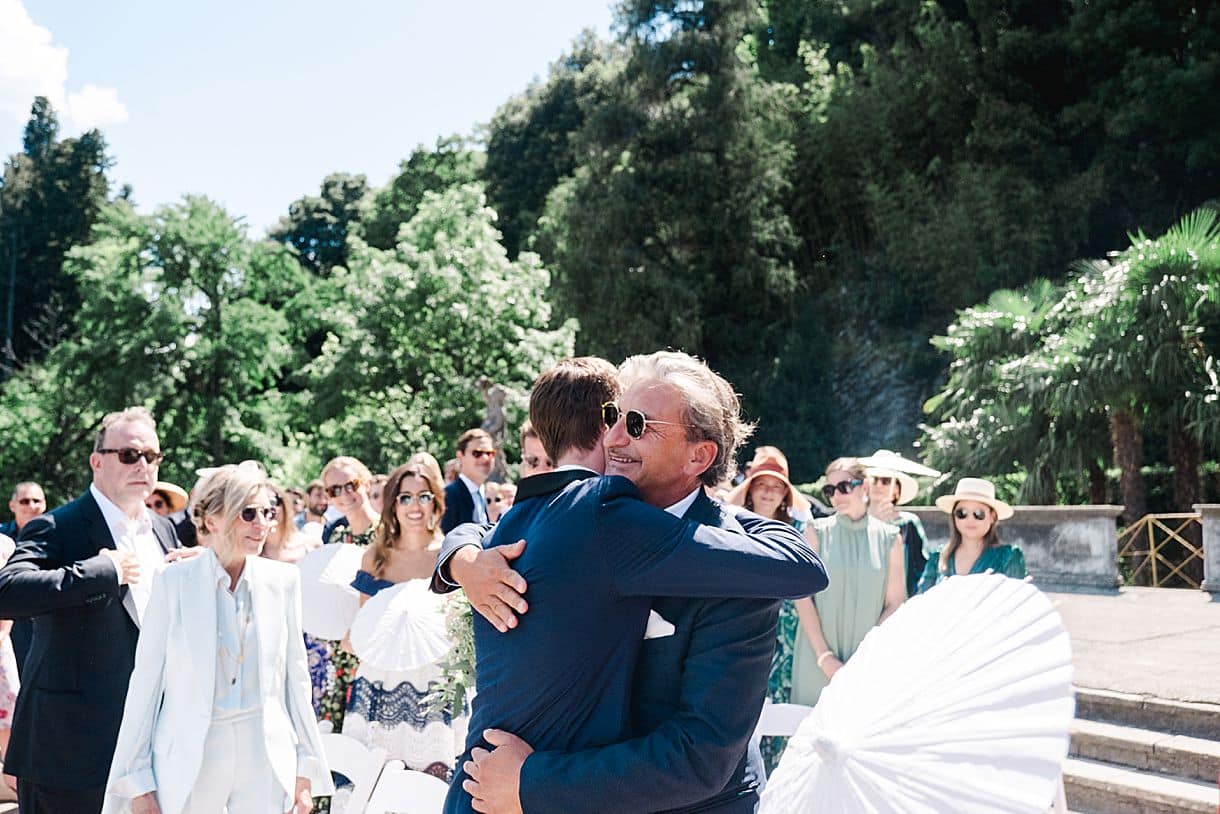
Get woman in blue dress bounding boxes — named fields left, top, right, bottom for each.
left=342, top=453, right=464, bottom=780
left=919, top=477, right=1026, bottom=593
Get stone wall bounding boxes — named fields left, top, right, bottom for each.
left=905, top=505, right=1124, bottom=592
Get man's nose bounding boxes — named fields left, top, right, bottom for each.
left=604, top=418, right=628, bottom=448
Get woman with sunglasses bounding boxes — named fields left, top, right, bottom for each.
left=105, top=462, right=332, bottom=814
left=261, top=484, right=321, bottom=565
left=315, top=456, right=381, bottom=733
left=790, top=458, right=906, bottom=707
left=918, top=478, right=1025, bottom=593
left=341, top=453, right=465, bottom=782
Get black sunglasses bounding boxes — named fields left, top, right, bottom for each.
left=98, top=447, right=165, bottom=466
left=239, top=506, right=277, bottom=523
left=601, top=402, right=696, bottom=439
left=396, top=491, right=435, bottom=506
left=468, top=449, right=496, bottom=460
left=820, top=479, right=864, bottom=501
left=873, top=476, right=893, bottom=486
left=955, top=507, right=990, bottom=521
left=16, top=497, right=44, bottom=506
left=326, top=479, right=362, bottom=498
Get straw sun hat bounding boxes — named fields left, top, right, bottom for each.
left=151, top=481, right=189, bottom=513
left=726, top=448, right=811, bottom=514
left=934, top=477, right=1014, bottom=520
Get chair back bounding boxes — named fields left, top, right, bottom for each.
left=364, top=761, right=450, bottom=814
left=755, top=702, right=815, bottom=737
left=320, top=728, right=389, bottom=814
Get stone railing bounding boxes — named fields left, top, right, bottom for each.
left=905, top=505, right=1124, bottom=592
left=1195, top=504, right=1220, bottom=595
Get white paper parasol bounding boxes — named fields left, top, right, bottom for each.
left=760, top=573, right=1073, bottom=813
left=349, top=580, right=452, bottom=672
left=856, top=449, right=942, bottom=479
left=297, top=543, right=364, bottom=640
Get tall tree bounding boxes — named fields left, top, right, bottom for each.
left=0, top=97, right=112, bottom=364
left=362, top=136, right=484, bottom=251
left=268, top=173, right=368, bottom=276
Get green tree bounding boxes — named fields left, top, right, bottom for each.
left=305, top=183, right=576, bottom=472
left=0, top=97, right=112, bottom=364
left=362, top=136, right=484, bottom=251
left=268, top=173, right=368, bottom=276
left=0, top=198, right=314, bottom=500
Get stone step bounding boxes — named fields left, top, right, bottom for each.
left=1063, top=756, right=1219, bottom=814
left=1075, top=687, right=1220, bottom=739
left=1071, top=718, right=1220, bottom=784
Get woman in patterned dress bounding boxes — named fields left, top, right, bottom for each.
left=342, top=453, right=464, bottom=780
left=315, top=456, right=381, bottom=732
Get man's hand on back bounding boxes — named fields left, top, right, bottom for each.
left=464, top=728, right=534, bottom=814
left=451, top=541, right=530, bottom=633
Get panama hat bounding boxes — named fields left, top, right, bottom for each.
left=934, top=477, right=1014, bottom=520
left=863, top=467, right=919, bottom=505
left=726, top=448, right=811, bottom=514
left=151, top=481, right=188, bottom=513
left=856, top=449, right=941, bottom=478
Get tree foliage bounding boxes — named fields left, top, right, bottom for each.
left=268, top=173, right=369, bottom=276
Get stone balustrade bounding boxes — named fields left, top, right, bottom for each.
left=904, top=505, right=1124, bottom=592
left=1195, top=504, right=1220, bottom=595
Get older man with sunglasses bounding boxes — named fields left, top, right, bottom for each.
left=433, top=353, right=828, bottom=814
left=0, top=407, right=184, bottom=814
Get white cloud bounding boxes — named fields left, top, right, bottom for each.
left=0, top=0, right=126, bottom=138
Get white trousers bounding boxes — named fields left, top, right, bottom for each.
left=180, top=715, right=289, bottom=814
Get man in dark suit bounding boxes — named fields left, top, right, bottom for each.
left=434, top=354, right=827, bottom=814
left=0, top=407, right=183, bottom=814
left=441, top=428, right=497, bottom=533
left=2, top=481, right=47, bottom=676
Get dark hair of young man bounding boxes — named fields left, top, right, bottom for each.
left=529, top=357, right=620, bottom=464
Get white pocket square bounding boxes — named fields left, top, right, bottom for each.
left=644, top=609, right=676, bottom=640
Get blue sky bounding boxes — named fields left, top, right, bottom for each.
left=0, top=0, right=616, bottom=234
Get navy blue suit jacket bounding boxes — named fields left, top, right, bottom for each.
left=518, top=490, right=783, bottom=813
left=441, top=478, right=477, bottom=534
left=0, top=492, right=180, bottom=790
left=437, top=470, right=826, bottom=814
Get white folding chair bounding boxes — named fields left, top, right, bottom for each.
left=755, top=701, right=815, bottom=738
left=318, top=722, right=389, bottom=814
left=364, top=761, right=450, bottom=814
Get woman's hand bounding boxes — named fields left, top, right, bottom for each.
left=285, top=776, right=312, bottom=814
left=132, top=792, right=162, bottom=814
left=819, top=653, right=843, bottom=679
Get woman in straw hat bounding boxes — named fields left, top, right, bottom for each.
left=863, top=464, right=928, bottom=597
left=918, top=477, right=1026, bottom=593
left=791, top=457, right=906, bottom=708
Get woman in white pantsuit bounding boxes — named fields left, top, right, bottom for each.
left=104, top=462, right=334, bottom=814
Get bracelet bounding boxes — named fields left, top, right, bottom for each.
left=816, top=651, right=836, bottom=666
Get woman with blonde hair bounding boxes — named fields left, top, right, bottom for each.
left=790, top=457, right=906, bottom=707
left=261, top=484, right=320, bottom=565
left=104, top=462, right=332, bottom=814
left=341, top=453, right=465, bottom=780
left=918, top=478, right=1025, bottom=592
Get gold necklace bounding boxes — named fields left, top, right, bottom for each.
left=218, top=592, right=253, bottom=686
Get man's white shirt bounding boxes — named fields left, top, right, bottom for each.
left=90, top=484, right=163, bottom=625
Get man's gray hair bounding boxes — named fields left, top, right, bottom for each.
left=93, top=407, right=157, bottom=452
left=618, top=351, right=754, bottom=486
left=11, top=482, right=41, bottom=501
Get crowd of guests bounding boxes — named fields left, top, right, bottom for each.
left=0, top=388, right=1027, bottom=812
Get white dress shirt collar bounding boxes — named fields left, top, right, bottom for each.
left=664, top=487, right=702, bottom=518
left=90, top=483, right=153, bottom=536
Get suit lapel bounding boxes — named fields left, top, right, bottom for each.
left=682, top=490, right=721, bottom=525
left=248, top=557, right=277, bottom=699
left=183, top=553, right=219, bottom=700
left=151, top=516, right=177, bottom=554
left=79, top=492, right=145, bottom=626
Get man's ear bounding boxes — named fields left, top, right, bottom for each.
left=687, top=440, right=719, bottom=478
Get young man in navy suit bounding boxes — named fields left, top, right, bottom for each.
left=0, top=408, right=184, bottom=814
left=434, top=353, right=828, bottom=814
left=442, top=428, right=497, bottom=533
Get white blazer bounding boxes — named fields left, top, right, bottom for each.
left=103, top=552, right=334, bottom=814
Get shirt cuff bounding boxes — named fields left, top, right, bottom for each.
left=109, top=767, right=156, bottom=799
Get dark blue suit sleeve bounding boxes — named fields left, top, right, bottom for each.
left=429, top=521, right=495, bottom=594
left=0, top=514, right=122, bottom=618
left=518, top=598, right=779, bottom=813
left=595, top=480, right=827, bottom=600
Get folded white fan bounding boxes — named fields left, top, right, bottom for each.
left=349, top=580, right=452, bottom=671
left=761, top=573, right=1074, bottom=814
left=296, top=543, right=364, bottom=640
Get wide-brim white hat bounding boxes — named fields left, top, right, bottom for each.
left=151, top=481, right=189, bottom=513
left=935, top=477, right=1014, bottom=521
left=857, top=449, right=941, bottom=478
left=863, top=467, right=919, bottom=505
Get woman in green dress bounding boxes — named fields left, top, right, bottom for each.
left=791, top=457, right=906, bottom=707
left=918, top=477, right=1025, bottom=593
